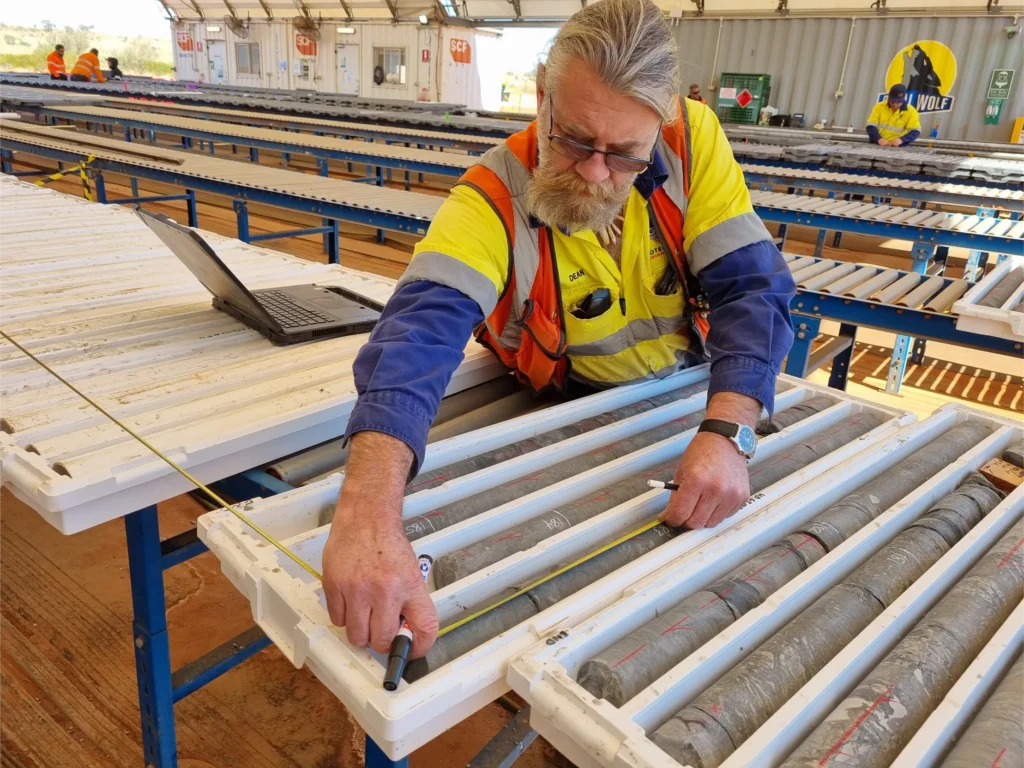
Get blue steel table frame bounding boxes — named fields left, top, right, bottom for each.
left=122, top=468, right=533, bottom=768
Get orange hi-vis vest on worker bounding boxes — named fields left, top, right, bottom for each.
left=454, top=105, right=700, bottom=392
left=71, top=51, right=105, bottom=82
left=46, top=51, right=66, bottom=77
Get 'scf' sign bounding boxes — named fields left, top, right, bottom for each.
left=449, top=38, right=472, bottom=64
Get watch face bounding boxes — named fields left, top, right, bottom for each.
left=737, top=425, right=758, bottom=456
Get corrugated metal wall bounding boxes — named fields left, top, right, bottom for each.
left=674, top=14, right=1024, bottom=141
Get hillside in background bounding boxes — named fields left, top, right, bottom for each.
left=0, top=22, right=173, bottom=77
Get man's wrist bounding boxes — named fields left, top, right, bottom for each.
left=705, top=391, right=761, bottom=428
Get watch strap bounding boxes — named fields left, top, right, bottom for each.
left=697, top=419, right=741, bottom=440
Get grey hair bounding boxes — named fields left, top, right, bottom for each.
left=544, top=0, right=680, bottom=122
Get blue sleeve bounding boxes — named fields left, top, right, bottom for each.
left=899, top=129, right=920, bottom=146
left=866, top=125, right=881, bottom=143
left=696, top=240, right=796, bottom=416
left=344, top=280, right=484, bottom=476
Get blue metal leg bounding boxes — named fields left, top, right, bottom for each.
left=250, top=147, right=259, bottom=163
left=125, top=506, right=178, bottom=768
left=964, top=250, right=984, bottom=282
left=813, top=192, right=836, bottom=258
left=784, top=316, right=821, bottom=378
left=832, top=231, right=843, bottom=248
left=186, top=190, right=198, bottom=228
left=124, top=126, right=132, bottom=143
left=94, top=171, right=107, bottom=204
left=910, top=336, right=928, bottom=365
left=886, top=242, right=937, bottom=395
left=827, top=323, right=857, bottom=391
left=234, top=200, right=250, bottom=242
left=131, top=177, right=140, bottom=197
left=1, top=149, right=12, bottom=175
left=365, top=734, right=408, bottom=768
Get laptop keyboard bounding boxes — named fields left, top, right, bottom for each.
left=259, top=290, right=333, bottom=328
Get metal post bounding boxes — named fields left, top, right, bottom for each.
left=365, top=735, right=407, bottom=768
left=208, top=140, right=215, bottom=156
left=234, top=200, right=250, bottom=243
left=884, top=242, right=936, bottom=394
left=329, top=219, right=340, bottom=264
left=124, top=126, right=132, bottom=143
left=0, top=149, right=12, bottom=175
left=250, top=147, right=259, bottom=163
left=910, top=336, right=928, bottom=365
left=813, top=192, right=834, bottom=258
left=94, top=171, right=107, bottom=204
left=125, top=506, right=178, bottom=768
left=282, top=151, right=289, bottom=168
left=783, top=316, right=821, bottom=378
left=186, top=190, right=198, bottom=228
left=131, top=177, right=140, bottom=197
left=827, top=323, right=858, bottom=391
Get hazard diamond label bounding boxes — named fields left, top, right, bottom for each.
left=735, top=89, right=753, bottom=108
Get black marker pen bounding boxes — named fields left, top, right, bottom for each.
left=647, top=479, right=681, bottom=492
left=383, top=554, right=433, bottom=691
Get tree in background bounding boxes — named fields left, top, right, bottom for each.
left=117, top=36, right=158, bottom=73
left=39, top=22, right=95, bottom=57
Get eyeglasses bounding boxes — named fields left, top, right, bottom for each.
left=547, top=96, right=657, bottom=174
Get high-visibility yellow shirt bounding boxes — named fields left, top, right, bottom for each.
left=71, top=52, right=106, bottom=83
left=411, top=101, right=766, bottom=385
left=866, top=100, right=921, bottom=141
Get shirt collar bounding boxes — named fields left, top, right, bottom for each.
left=527, top=148, right=669, bottom=231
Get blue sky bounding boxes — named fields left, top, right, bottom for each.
left=4, top=0, right=172, bottom=38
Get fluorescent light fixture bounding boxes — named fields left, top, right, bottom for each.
left=206, top=25, right=221, bottom=31
left=337, top=26, right=356, bottom=34
left=418, top=14, right=429, bottom=24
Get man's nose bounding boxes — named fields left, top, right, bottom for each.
left=575, top=151, right=611, bottom=185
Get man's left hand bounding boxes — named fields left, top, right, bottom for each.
left=891, top=138, right=902, bottom=146
left=660, top=391, right=760, bottom=529
left=660, top=431, right=750, bottom=528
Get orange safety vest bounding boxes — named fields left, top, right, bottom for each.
left=460, top=101, right=704, bottom=392
left=46, top=51, right=67, bottom=77
left=71, top=52, right=106, bottom=83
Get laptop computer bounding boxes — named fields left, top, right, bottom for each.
left=136, top=209, right=383, bottom=346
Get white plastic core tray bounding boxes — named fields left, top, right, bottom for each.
left=0, top=176, right=503, bottom=533
left=952, top=255, right=1024, bottom=342
left=198, top=369, right=912, bottom=759
left=508, top=403, right=1023, bottom=768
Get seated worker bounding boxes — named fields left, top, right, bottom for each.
left=320, top=0, right=797, bottom=659
left=70, top=48, right=106, bottom=83
left=106, top=57, right=123, bottom=80
left=46, top=45, right=67, bottom=80
left=866, top=84, right=921, bottom=147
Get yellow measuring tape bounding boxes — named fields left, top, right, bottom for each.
left=34, top=155, right=96, bottom=201
left=1, top=328, right=662, bottom=639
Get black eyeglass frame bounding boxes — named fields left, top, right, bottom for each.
left=546, top=95, right=660, bottom=174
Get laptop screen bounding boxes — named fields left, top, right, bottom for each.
left=136, top=209, right=276, bottom=328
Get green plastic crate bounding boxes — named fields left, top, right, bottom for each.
left=716, top=72, right=772, bottom=125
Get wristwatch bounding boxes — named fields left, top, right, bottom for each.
left=698, top=419, right=758, bottom=460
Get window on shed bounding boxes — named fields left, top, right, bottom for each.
left=373, top=46, right=406, bottom=85
left=235, top=42, right=261, bottom=75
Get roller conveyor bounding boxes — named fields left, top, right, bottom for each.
left=22, top=105, right=476, bottom=178
left=0, top=120, right=443, bottom=234
left=751, top=189, right=1024, bottom=255
left=743, top=161, right=1024, bottom=208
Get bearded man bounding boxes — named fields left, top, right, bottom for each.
left=321, top=0, right=796, bottom=659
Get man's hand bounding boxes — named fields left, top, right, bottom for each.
left=322, top=432, right=439, bottom=658
left=877, top=138, right=891, bottom=147
left=890, top=137, right=903, bottom=146
left=660, top=391, right=759, bottom=529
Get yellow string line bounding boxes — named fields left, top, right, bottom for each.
left=1, top=329, right=663, bottom=639
left=437, top=517, right=662, bottom=637
left=0, top=328, right=322, bottom=581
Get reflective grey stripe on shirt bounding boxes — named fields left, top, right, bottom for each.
left=688, top=212, right=772, bottom=274
left=566, top=313, right=685, bottom=356
left=396, top=250, right=500, bottom=316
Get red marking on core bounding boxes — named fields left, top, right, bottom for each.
left=506, top=470, right=546, bottom=487
left=491, top=532, right=522, bottom=545
left=743, top=561, right=775, bottom=585
left=660, top=615, right=694, bottom=635
left=750, top=416, right=868, bottom=481
left=407, top=471, right=453, bottom=491
left=699, top=588, right=732, bottom=609
left=612, top=643, right=647, bottom=668
left=992, top=747, right=1007, bottom=767
left=780, top=534, right=822, bottom=559
left=817, top=683, right=897, bottom=767
left=998, top=539, right=1024, bottom=568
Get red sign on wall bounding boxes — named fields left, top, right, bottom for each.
left=421, top=48, right=430, bottom=63
left=176, top=31, right=194, bottom=51
left=449, top=38, right=472, bottom=64
left=296, top=33, right=317, bottom=57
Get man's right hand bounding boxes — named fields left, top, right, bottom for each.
left=877, top=138, right=891, bottom=146
left=321, top=432, right=439, bottom=658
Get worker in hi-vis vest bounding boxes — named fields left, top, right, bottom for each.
left=70, top=48, right=106, bottom=83
left=321, top=0, right=796, bottom=658
left=866, top=83, right=921, bottom=147
left=46, top=45, right=67, bottom=79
